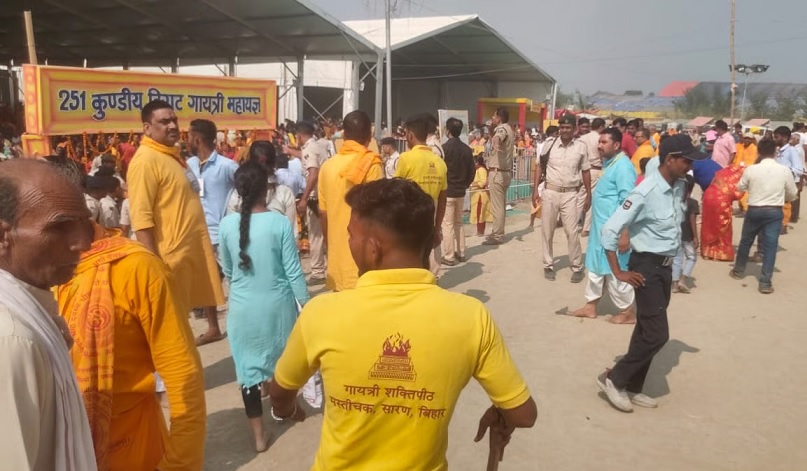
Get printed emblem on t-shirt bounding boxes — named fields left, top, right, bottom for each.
left=369, top=333, right=417, bottom=382
left=623, top=200, right=632, bottom=210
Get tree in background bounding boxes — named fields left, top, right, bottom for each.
left=747, top=92, right=770, bottom=119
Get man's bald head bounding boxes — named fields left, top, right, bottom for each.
left=0, top=159, right=92, bottom=289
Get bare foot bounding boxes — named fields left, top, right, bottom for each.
left=568, top=303, right=597, bottom=319
left=608, top=306, right=636, bottom=325
left=195, top=330, right=226, bottom=346
left=255, top=432, right=272, bottom=453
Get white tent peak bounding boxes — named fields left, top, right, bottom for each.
left=344, top=15, right=478, bottom=51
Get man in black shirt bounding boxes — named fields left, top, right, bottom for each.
left=441, top=118, right=476, bottom=265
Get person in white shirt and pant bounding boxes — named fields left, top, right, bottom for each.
left=730, top=139, right=798, bottom=294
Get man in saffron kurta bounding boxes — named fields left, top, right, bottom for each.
left=734, top=134, right=758, bottom=211
left=57, top=227, right=206, bottom=471
left=318, top=111, right=384, bottom=291
left=127, top=100, right=224, bottom=311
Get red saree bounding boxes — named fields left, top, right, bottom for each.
left=700, top=166, right=745, bottom=261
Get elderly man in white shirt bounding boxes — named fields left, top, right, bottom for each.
left=730, top=139, right=798, bottom=294
left=0, top=159, right=97, bottom=470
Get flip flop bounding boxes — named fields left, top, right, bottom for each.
left=195, top=332, right=226, bottom=346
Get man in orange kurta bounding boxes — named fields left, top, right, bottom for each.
left=734, top=134, right=759, bottom=211
left=318, top=111, right=384, bottom=291
left=57, top=226, right=206, bottom=471
left=127, top=100, right=224, bottom=314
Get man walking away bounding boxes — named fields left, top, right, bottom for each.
left=731, top=139, right=798, bottom=294
left=267, top=178, right=537, bottom=470
left=395, top=114, right=448, bottom=277
left=317, top=110, right=384, bottom=292
left=772, top=126, right=804, bottom=233
left=532, top=114, right=592, bottom=282
left=441, top=118, right=476, bottom=266
left=597, top=135, right=705, bottom=412
left=483, top=108, right=515, bottom=246
left=186, top=119, right=237, bottom=346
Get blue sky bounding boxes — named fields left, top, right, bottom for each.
left=311, top=0, right=806, bottom=94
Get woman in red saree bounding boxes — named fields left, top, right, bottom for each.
left=701, top=165, right=745, bottom=261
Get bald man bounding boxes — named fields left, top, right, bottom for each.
left=0, top=160, right=97, bottom=470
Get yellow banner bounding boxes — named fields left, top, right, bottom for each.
left=23, top=65, right=277, bottom=135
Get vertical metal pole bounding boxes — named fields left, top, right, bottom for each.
left=229, top=56, right=238, bottom=77
left=740, top=72, right=750, bottom=122
left=550, top=82, right=558, bottom=125
left=374, top=53, right=383, bottom=141
left=171, top=57, right=179, bottom=73
left=729, top=0, right=736, bottom=123
left=384, top=0, right=393, bottom=136
left=24, top=11, right=38, bottom=65
left=297, top=56, right=305, bottom=121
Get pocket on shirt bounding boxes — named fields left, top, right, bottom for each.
left=651, top=207, right=676, bottom=221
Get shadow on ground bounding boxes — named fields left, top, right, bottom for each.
left=205, top=356, right=237, bottom=391
left=611, top=339, right=700, bottom=398
left=205, top=401, right=323, bottom=471
left=439, top=262, right=484, bottom=290
left=463, top=289, right=490, bottom=303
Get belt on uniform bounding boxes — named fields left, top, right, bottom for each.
left=632, top=251, right=673, bottom=267
left=489, top=168, right=511, bottom=172
left=545, top=183, right=581, bottom=193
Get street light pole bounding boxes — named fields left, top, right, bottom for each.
left=384, top=0, right=393, bottom=137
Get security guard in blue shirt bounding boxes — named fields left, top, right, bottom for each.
left=596, top=134, right=707, bottom=412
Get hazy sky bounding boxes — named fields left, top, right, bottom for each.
left=310, top=0, right=805, bottom=95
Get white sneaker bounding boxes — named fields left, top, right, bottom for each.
left=597, top=371, right=633, bottom=412
left=628, top=393, right=658, bottom=408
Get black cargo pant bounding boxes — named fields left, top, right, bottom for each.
left=609, top=252, right=672, bottom=393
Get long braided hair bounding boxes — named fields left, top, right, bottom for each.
left=234, top=161, right=269, bottom=272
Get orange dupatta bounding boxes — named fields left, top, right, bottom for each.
left=56, top=230, right=151, bottom=471
left=339, top=140, right=383, bottom=184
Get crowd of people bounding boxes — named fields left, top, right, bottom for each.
left=0, top=96, right=805, bottom=470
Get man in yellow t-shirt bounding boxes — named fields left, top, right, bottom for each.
left=268, top=178, right=536, bottom=471
left=395, top=113, right=448, bottom=277
left=318, top=110, right=384, bottom=291
left=630, top=127, right=656, bottom=174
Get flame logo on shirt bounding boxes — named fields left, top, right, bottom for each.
left=382, top=333, right=411, bottom=357
left=369, top=332, right=417, bottom=382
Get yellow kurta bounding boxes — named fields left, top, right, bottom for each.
left=631, top=141, right=656, bottom=174
left=734, top=143, right=758, bottom=210
left=469, top=167, right=493, bottom=224
left=127, top=138, right=224, bottom=309
left=318, top=140, right=384, bottom=291
left=57, top=246, right=206, bottom=471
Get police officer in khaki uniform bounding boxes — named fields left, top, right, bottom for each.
left=578, top=118, right=607, bottom=236
left=532, top=114, right=591, bottom=282
left=483, top=108, right=515, bottom=246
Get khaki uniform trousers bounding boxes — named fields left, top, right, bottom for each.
left=542, top=188, right=584, bottom=272
left=442, top=197, right=466, bottom=261
left=488, top=169, right=512, bottom=242
left=308, top=205, right=326, bottom=278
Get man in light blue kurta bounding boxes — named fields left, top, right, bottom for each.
left=569, top=129, right=637, bottom=322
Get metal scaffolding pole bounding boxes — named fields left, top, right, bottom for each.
left=374, top=53, right=383, bottom=141
left=296, top=56, right=305, bottom=121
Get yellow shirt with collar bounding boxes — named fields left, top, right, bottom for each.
left=395, top=145, right=448, bottom=203
left=631, top=140, right=656, bottom=174
left=273, top=268, right=531, bottom=471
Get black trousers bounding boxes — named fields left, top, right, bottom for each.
left=241, top=385, right=263, bottom=418
left=609, top=252, right=672, bottom=393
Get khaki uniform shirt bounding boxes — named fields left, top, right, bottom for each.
left=578, top=131, right=602, bottom=168
left=301, top=137, right=328, bottom=198
left=543, top=137, right=590, bottom=188
left=488, top=123, right=515, bottom=170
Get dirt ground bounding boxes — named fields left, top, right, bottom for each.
left=192, top=204, right=807, bottom=471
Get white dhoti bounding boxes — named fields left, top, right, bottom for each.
left=584, top=272, right=635, bottom=310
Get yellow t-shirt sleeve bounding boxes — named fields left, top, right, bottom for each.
left=367, top=161, right=384, bottom=182
left=473, top=309, right=531, bottom=410
left=439, top=161, right=448, bottom=192
left=127, top=154, right=158, bottom=231
left=273, top=310, right=318, bottom=390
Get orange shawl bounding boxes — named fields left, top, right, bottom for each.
left=339, top=140, right=383, bottom=184
left=57, top=230, right=151, bottom=471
